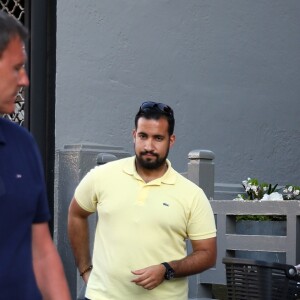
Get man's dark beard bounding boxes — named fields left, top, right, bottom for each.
left=135, top=150, right=169, bottom=170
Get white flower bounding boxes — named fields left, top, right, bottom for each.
left=261, top=192, right=283, bottom=201
left=261, top=194, right=270, bottom=201
left=242, top=180, right=248, bottom=186
left=233, top=194, right=244, bottom=201
left=251, top=185, right=258, bottom=192
left=293, top=189, right=300, bottom=196
left=288, top=186, right=293, bottom=192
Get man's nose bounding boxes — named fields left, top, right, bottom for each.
left=144, top=138, right=154, bottom=151
left=19, top=69, right=30, bottom=87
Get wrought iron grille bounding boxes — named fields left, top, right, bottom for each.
left=1, top=0, right=26, bottom=125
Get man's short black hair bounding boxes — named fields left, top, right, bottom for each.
left=0, top=11, right=28, bottom=56
left=135, top=101, right=175, bottom=136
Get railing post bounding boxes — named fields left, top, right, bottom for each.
left=188, top=150, right=215, bottom=200
left=54, top=143, right=130, bottom=300
left=187, top=150, right=215, bottom=299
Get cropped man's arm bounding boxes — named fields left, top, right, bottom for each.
left=170, top=237, right=217, bottom=277
left=131, top=237, right=216, bottom=290
left=68, top=198, right=93, bottom=283
left=32, top=223, right=71, bottom=299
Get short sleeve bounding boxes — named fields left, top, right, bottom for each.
left=187, top=188, right=216, bottom=240
left=74, top=167, right=99, bottom=212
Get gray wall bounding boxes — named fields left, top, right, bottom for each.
left=56, top=1, right=300, bottom=186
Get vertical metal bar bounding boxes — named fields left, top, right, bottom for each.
left=29, top=0, right=56, bottom=234
left=23, top=0, right=31, bottom=129
left=29, top=0, right=47, bottom=156
left=45, top=0, right=57, bottom=235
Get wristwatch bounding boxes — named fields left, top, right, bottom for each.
left=161, top=262, right=175, bottom=280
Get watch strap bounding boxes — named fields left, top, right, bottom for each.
left=161, top=262, right=175, bottom=280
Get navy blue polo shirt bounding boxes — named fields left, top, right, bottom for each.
left=0, top=118, right=51, bottom=299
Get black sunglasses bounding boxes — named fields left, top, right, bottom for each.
left=138, top=101, right=174, bottom=117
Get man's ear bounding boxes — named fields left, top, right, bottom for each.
left=132, top=129, right=136, bottom=143
left=169, top=134, right=176, bottom=148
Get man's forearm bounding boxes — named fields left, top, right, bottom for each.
left=131, top=237, right=216, bottom=291
left=34, top=247, right=71, bottom=299
left=168, top=238, right=216, bottom=277
left=32, top=223, right=71, bottom=299
left=68, top=214, right=92, bottom=272
left=169, top=251, right=213, bottom=277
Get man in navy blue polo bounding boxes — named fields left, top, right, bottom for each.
left=0, top=11, right=71, bottom=299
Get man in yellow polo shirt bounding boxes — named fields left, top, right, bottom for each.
left=68, top=101, right=217, bottom=300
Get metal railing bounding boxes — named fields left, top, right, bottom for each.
left=186, top=149, right=300, bottom=299
left=201, top=200, right=300, bottom=286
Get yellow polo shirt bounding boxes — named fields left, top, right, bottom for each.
left=75, top=156, right=216, bottom=300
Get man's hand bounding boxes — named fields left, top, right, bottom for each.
left=131, top=264, right=165, bottom=290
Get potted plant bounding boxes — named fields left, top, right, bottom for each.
left=233, top=178, right=300, bottom=262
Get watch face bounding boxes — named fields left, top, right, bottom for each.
left=166, top=270, right=174, bottom=280
left=162, top=262, right=175, bottom=280
left=166, top=269, right=175, bottom=280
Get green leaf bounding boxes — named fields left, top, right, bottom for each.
left=271, top=184, right=278, bottom=193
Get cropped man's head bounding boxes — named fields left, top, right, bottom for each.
left=0, top=11, right=28, bottom=57
left=0, top=11, right=29, bottom=114
left=134, top=101, right=175, bottom=136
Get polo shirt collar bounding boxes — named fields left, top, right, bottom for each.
left=123, top=156, right=176, bottom=185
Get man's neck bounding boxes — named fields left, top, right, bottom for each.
left=135, top=160, right=168, bottom=183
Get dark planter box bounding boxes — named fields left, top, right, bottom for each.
left=235, top=220, right=286, bottom=263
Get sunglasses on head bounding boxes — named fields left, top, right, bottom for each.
left=138, top=101, right=174, bottom=117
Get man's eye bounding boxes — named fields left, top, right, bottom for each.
left=15, top=64, right=25, bottom=72
left=156, top=137, right=163, bottom=141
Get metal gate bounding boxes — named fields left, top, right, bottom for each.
left=0, top=0, right=26, bottom=125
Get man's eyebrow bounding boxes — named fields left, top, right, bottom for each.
left=137, top=131, right=147, bottom=135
